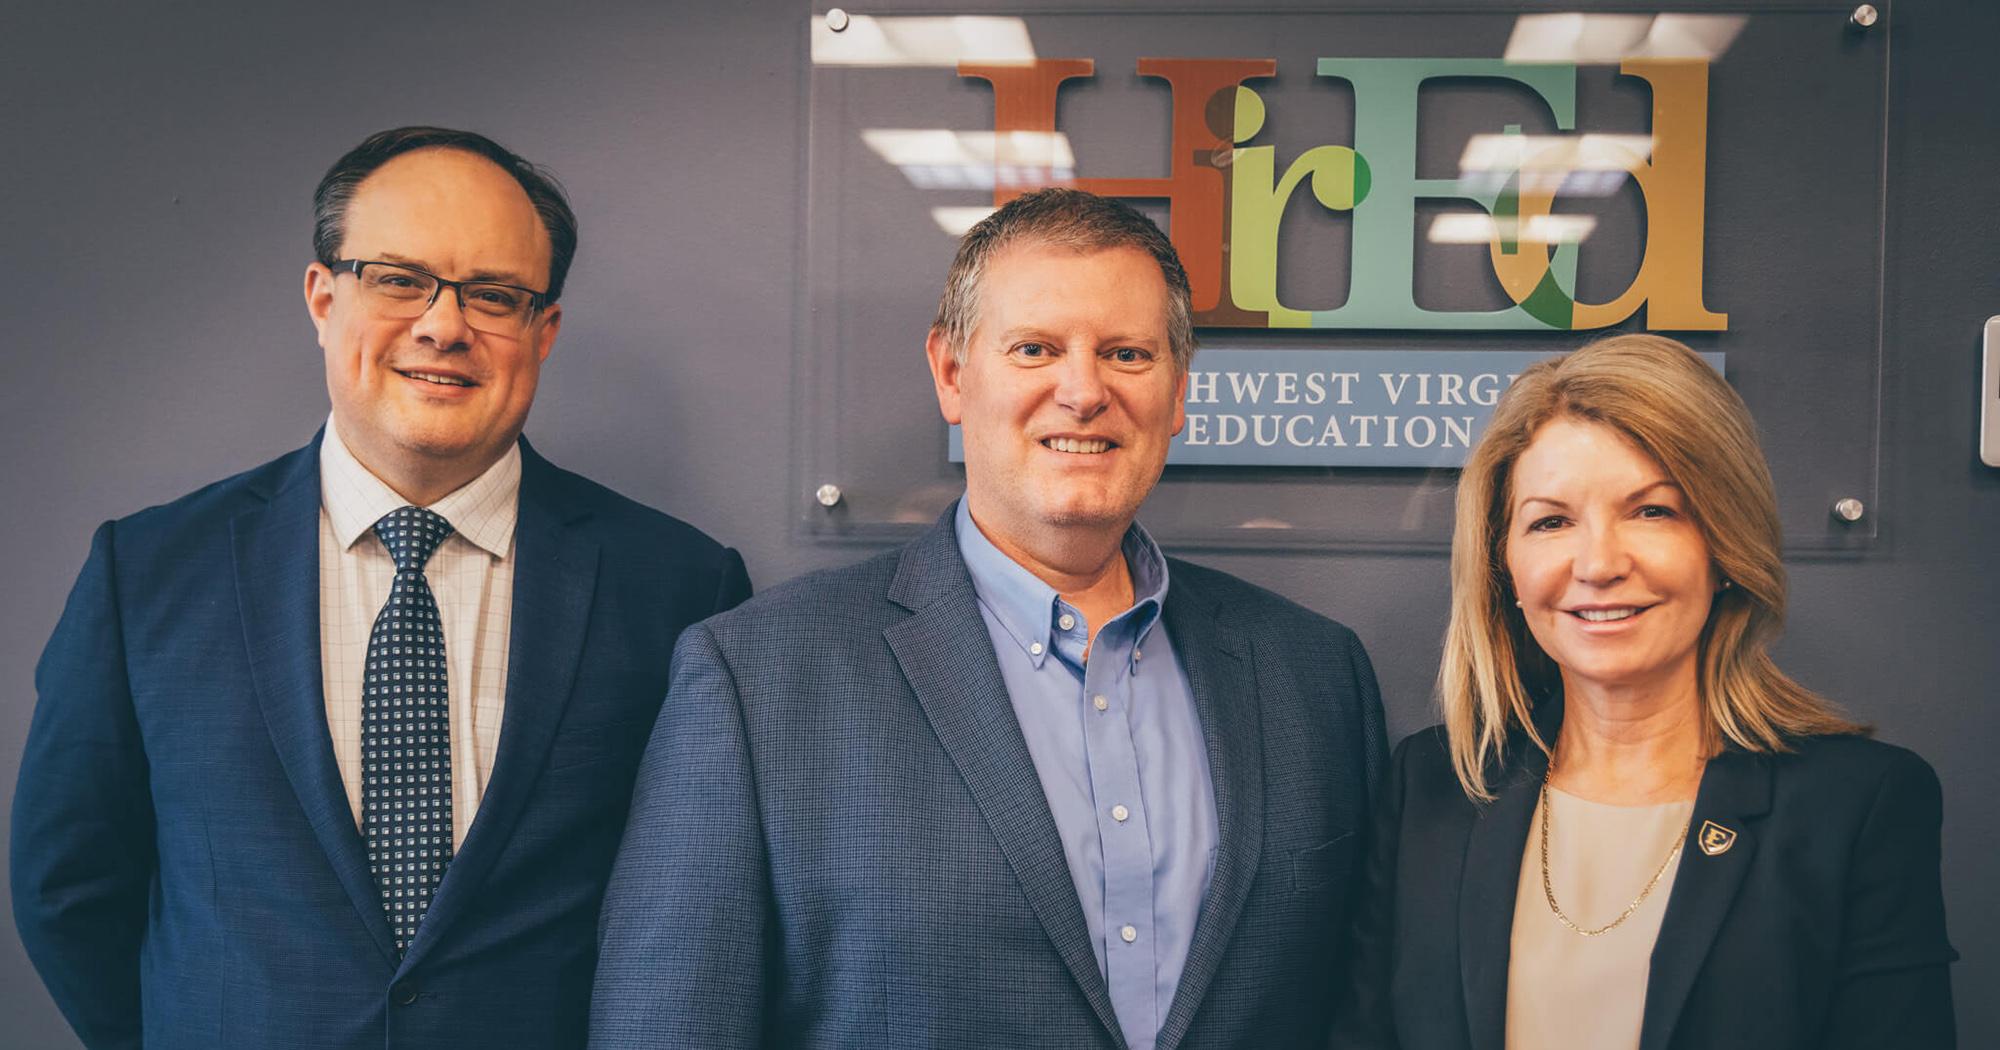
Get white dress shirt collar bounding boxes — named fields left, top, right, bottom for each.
left=318, top=414, right=521, bottom=559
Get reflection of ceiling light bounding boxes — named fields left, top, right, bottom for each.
left=862, top=130, right=1076, bottom=189
left=1503, top=13, right=1747, bottom=63
left=931, top=207, right=996, bottom=236
left=862, top=130, right=1075, bottom=168
left=811, top=15, right=1036, bottom=67
left=1428, top=213, right=1597, bottom=244
left=1640, top=14, right=1749, bottom=60
left=1459, top=134, right=1653, bottom=173
left=1457, top=170, right=1628, bottom=198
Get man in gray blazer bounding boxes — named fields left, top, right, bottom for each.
left=591, top=189, right=1387, bottom=1050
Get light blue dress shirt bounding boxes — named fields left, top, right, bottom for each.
left=955, top=496, right=1219, bottom=1050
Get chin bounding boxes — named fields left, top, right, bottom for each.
left=1561, top=663, right=1682, bottom=694
left=390, top=429, right=486, bottom=462
left=1033, top=496, right=1138, bottom=531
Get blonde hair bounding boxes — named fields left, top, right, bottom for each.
left=1440, top=334, right=1865, bottom=800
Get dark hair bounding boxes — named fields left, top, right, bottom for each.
left=933, top=188, right=1196, bottom=371
left=312, top=126, right=578, bottom=303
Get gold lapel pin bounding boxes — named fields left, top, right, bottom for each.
left=1697, top=820, right=1737, bottom=857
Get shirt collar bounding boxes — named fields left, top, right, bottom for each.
left=319, top=414, right=521, bottom=559
left=953, top=495, right=1169, bottom=667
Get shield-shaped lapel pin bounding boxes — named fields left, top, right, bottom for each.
left=1697, top=819, right=1737, bottom=856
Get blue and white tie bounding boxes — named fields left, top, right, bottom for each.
left=362, top=506, right=454, bottom=954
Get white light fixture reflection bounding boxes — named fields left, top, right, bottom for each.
left=1503, top=13, right=1747, bottom=64
left=1460, top=133, right=1653, bottom=173
left=931, top=207, right=997, bottom=236
left=861, top=129, right=1076, bottom=190
left=811, top=15, right=1036, bottom=67
left=1456, top=170, right=1630, bottom=198
left=1428, top=213, right=1598, bottom=245
left=1643, top=14, right=1749, bottom=60
left=1455, top=133, right=1651, bottom=199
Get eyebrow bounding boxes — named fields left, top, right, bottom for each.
left=376, top=252, right=535, bottom=287
left=1516, top=480, right=1683, bottom=513
left=994, top=327, right=1166, bottom=348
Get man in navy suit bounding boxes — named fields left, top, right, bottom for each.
left=591, top=189, right=1388, bottom=1050
left=11, top=126, right=749, bottom=1049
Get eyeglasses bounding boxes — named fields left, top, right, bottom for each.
left=329, top=259, right=550, bottom=337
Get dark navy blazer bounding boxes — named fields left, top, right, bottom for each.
left=1331, top=718, right=1958, bottom=1050
left=12, top=436, right=749, bottom=1050
left=590, top=509, right=1389, bottom=1050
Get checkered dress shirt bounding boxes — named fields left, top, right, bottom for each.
left=318, top=417, right=518, bottom=850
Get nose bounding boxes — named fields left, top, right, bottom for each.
left=410, top=285, right=474, bottom=352
left=1571, top=520, right=1632, bottom=586
left=1052, top=350, right=1110, bottom=419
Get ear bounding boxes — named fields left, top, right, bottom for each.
left=532, top=303, right=562, bottom=364
left=925, top=326, right=964, bottom=425
left=303, top=262, right=336, bottom=343
left=1170, top=366, right=1188, bottom=437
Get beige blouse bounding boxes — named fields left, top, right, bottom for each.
left=1505, top=788, right=1694, bottom=1050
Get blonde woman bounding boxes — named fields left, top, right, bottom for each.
left=1330, top=335, right=1955, bottom=1050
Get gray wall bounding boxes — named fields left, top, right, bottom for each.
left=3, top=1, right=1993, bottom=1045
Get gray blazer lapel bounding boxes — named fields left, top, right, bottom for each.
left=1638, top=749, right=1771, bottom=1050
left=233, top=437, right=399, bottom=965
left=1154, top=574, right=1262, bottom=1050
left=883, top=513, right=1127, bottom=1050
left=404, top=442, right=598, bottom=968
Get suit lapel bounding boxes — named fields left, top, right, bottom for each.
left=884, top=514, right=1127, bottom=1050
left=1638, top=748, right=1771, bottom=1050
left=1457, top=741, right=1548, bottom=1050
left=1154, top=574, right=1262, bottom=1050
left=234, top=437, right=399, bottom=965
left=403, top=442, right=598, bottom=967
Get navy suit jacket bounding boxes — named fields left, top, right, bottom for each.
left=591, top=509, right=1389, bottom=1050
left=1330, top=717, right=1958, bottom=1050
left=12, top=435, right=750, bottom=1050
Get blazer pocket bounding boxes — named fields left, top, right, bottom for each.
left=1292, top=830, right=1357, bottom=894
left=546, top=717, right=654, bottom=773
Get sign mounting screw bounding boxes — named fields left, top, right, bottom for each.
left=826, top=8, right=850, bottom=32
left=1831, top=497, right=1866, bottom=523
left=816, top=483, right=844, bottom=508
left=1849, top=5, right=1878, bottom=29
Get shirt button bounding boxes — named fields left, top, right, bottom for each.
left=1092, top=695, right=1108, bottom=711
left=1111, top=804, right=1130, bottom=822
left=1058, top=613, right=1076, bottom=631
left=1029, top=642, right=1044, bottom=656
left=1133, top=649, right=1142, bottom=661
left=1120, top=925, right=1138, bottom=943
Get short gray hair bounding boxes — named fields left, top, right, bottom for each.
left=932, top=188, right=1195, bottom=371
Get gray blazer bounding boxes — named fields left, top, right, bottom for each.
left=590, top=509, right=1388, bottom=1049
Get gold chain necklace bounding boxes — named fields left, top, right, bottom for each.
left=1539, top=769, right=1690, bottom=937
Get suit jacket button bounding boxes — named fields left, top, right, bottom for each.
left=392, top=980, right=418, bottom=1006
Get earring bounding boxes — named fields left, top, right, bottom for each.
left=1720, top=578, right=1733, bottom=590
left=1514, top=599, right=1523, bottom=608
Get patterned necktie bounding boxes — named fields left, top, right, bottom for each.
left=362, top=506, right=455, bottom=954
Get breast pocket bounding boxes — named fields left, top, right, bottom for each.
left=1291, top=829, right=1358, bottom=894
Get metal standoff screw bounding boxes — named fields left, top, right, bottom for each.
left=1849, top=5, right=1878, bottom=29
left=826, top=8, right=850, bottom=32
left=815, top=483, right=844, bottom=508
left=1832, top=497, right=1865, bottom=523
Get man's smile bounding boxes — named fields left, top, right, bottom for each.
left=395, top=367, right=478, bottom=388
left=1041, top=436, right=1116, bottom=454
